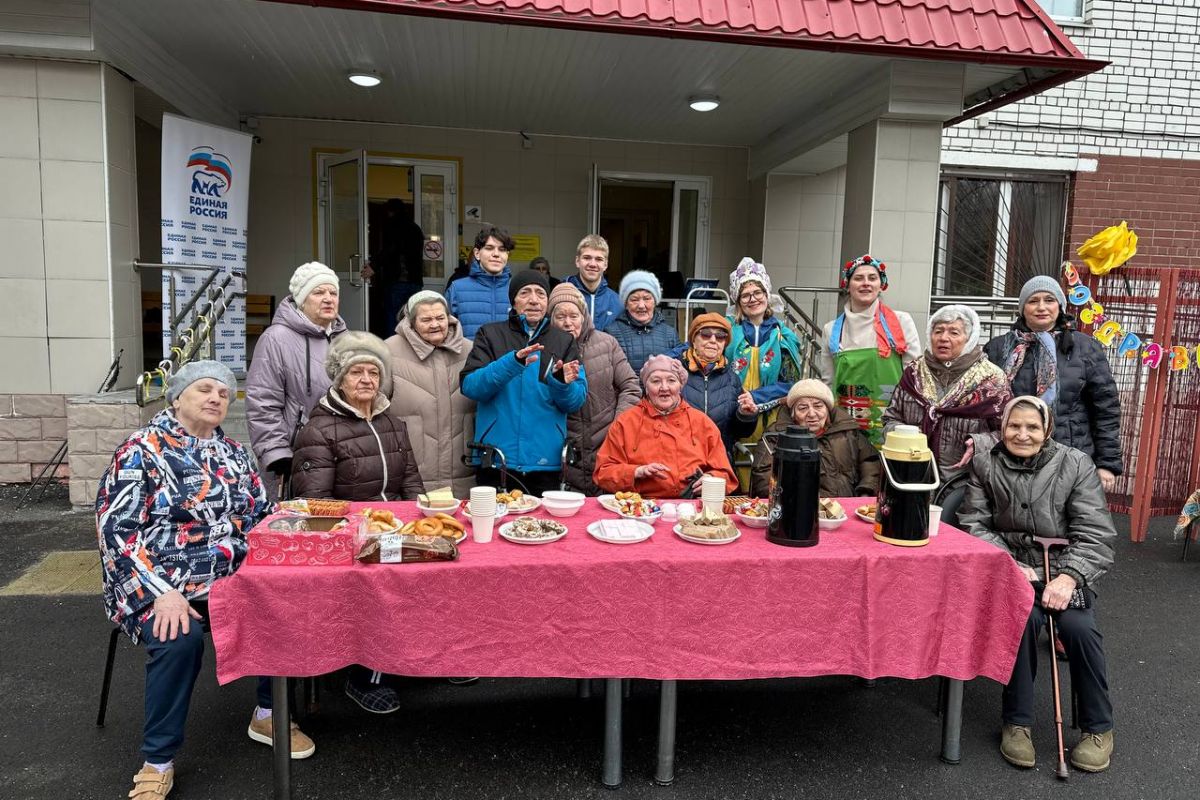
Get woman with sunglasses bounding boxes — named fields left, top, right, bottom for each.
left=817, top=254, right=921, bottom=448
left=675, top=312, right=757, bottom=454
left=725, top=258, right=802, bottom=487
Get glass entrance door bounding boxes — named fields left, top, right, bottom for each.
left=413, top=163, right=456, bottom=289
left=320, top=150, right=368, bottom=330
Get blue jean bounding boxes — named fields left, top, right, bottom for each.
left=140, top=609, right=272, bottom=763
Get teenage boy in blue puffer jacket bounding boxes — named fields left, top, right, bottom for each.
left=447, top=226, right=514, bottom=338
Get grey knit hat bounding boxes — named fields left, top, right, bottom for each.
left=927, top=304, right=981, bottom=354
left=619, top=270, right=663, bottom=305
left=325, top=331, right=392, bottom=396
left=405, top=290, right=449, bottom=319
left=1018, top=275, right=1067, bottom=312
left=167, top=360, right=237, bottom=403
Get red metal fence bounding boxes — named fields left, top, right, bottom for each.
left=1086, top=267, right=1200, bottom=541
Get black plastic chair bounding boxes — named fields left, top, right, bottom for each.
left=1183, top=518, right=1197, bottom=562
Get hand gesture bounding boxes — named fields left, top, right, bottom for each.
left=556, top=359, right=581, bottom=384
left=360, top=261, right=375, bottom=284
left=737, top=391, right=757, bottom=415
left=1096, top=467, right=1116, bottom=493
left=634, top=463, right=671, bottom=480
left=152, top=589, right=204, bottom=642
left=1041, top=573, right=1077, bottom=612
left=1018, top=564, right=1039, bottom=583
left=515, top=342, right=544, bottom=364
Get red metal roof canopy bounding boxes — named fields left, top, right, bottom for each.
left=273, top=0, right=1095, bottom=65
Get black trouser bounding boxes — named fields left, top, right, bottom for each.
left=475, top=467, right=562, bottom=496
left=1003, top=596, right=1113, bottom=733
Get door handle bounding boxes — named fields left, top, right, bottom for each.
left=348, top=253, right=362, bottom=288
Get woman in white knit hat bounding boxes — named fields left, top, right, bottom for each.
left=750, top=378, right=880, bottom=499
left=245, top=261, right=347, bottom=497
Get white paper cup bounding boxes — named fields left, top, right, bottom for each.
left=700, top=475, right=725, bottom=500
left=928, top=504, right=943, bottom=538
left=472, top=512, right=495, bottom=543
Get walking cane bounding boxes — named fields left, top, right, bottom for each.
left=1033, top=535, right=1071, bottom=781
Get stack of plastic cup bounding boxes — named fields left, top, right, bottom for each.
left=469, top=486, right=498, bottom=543
left=700, top=475, right=726, bottom=516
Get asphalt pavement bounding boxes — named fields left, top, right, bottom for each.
left=1, top=482, right=1197, bottom=800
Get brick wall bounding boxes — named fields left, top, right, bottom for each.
left=944, top=1, right=1200, bottom=161
left=0, top=394, right=68, bottom=484
left=1066, top=155, right=1200, bottom=266
left=67, top=391, right=161, bottom=509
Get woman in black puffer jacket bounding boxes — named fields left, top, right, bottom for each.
left=984, top=276, right=1122, bottom=491
left=292, top=331, right=425, bottom=501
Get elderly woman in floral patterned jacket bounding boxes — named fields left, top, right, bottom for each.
left=882, top=305, right=1011, bottom=522
left=96, top=362, right=313, bottom=800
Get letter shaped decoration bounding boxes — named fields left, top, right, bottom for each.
left=1068, top=284, right=1092, bottom=306
left=1062, top=262, right=1082, bottom=286
left=1170, top=346, right=1191, bottom=371
left=1142, top=342, right=1164, bottom=369
left=1079, top=302, right=1105, bottom=326
left=1093, top=320, right=1122, bottom=347
left=1117, top=332, right=1142, bottom=359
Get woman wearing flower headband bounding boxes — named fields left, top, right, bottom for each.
left=725, top=257, right=802, bottom=488
left=818, top=255, right=921, bottom=447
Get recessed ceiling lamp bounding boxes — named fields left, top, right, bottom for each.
left=347, top=71, right=382, bottom=88
left=688, top=94, right=720, bottom=112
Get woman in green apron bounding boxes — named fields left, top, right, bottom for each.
left=818, top=255, right=921, bottom=447
left=724, top=258, right=801, bottom=490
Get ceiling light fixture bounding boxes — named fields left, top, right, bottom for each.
left=347, top=71, right=382, bottom=88
left=688, top=95, right=720, bottom=112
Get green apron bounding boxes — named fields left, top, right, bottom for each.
left=832, top=347, right=903, bottom=448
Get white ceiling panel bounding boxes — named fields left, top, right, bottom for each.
left=95, top=0, right=895, bottom=147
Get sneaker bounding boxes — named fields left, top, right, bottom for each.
left=1000, top=724, right=1035, bottom=768
left=128, top=765, right=174, bottom=799
left=345, top=680, right=401, bottom=714
left=447, top=677, right=480, bottom=685
left=247, top=713, right=317, bottom=759
left=1070, top=730, right=1113, bottom=772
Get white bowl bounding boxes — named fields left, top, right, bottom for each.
left=818, top=515, right=848, bottom=531
left=541, top=490, right=586, bottom=518
left=417, top=499, right=462, bottom=517
left=734, top=511, right=769, bottom=529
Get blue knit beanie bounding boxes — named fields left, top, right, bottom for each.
left=1018, top=275, right=1067, bottom=311
left=619, top=270, right=662, bottom=305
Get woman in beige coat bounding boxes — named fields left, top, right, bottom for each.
left=386, top=291, right=476, bottom=497
left=547, top=283, right=641, bottom=494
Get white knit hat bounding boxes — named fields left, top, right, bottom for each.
left=289, top=262, right=339, bottom=307
left=927, top=304, right=981, bottom=354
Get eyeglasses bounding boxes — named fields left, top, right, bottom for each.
left=696, top=329, right=729, bottom=341
left=740, top=290, right=766, bottom=302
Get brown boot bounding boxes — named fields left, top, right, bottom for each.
left=1000, top=724, right=1035, bottom=768
left=128, top=765, right=173, bottom=799
left=248, top=712, right=316, bottom=759
left=1070, top=730, right=1113, bottom=772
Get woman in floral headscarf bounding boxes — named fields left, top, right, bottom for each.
left=724, top=257, right=802, bottom=488
left=818, top=254, right=921, bottom=447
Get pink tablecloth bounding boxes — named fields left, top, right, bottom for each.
left=210, top=499, right=1032, bottom=685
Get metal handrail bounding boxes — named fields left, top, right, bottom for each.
left=135, top=267, right=246, bottom=406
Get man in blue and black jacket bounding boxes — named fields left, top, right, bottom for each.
left=460, top=270, right=588, bottom=494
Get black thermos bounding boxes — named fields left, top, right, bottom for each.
left=766, top=426, right=821, bottom=547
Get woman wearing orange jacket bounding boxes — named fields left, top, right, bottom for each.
left=594, top=354, right=738, bottom=497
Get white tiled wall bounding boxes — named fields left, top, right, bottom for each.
left=247, top=117, right=752, bottom=297
left=0, top=57, right=140, bottom=394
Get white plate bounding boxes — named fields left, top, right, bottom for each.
left=597, top=494, right=620, bottom=513
left=587, top=519, right=655, bottom=544
left=618, top=509, right=663, bottom=523
left=499, top=495, right=541, bottom=513
left=462, top=503, right=510, bottom=521
left=673, top=523, right=741, bottom=546
left=854, top=507, right=877, bottom=524
left=498, top=520, right=568, bottom=545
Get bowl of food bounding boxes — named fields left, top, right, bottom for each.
left=734, top=499, right=770, bottom=528
left=541, top=490, right=586, bottom=518
left=818, top=497, right=848, bottom=530
left=854, top=502, right=878, bottom=524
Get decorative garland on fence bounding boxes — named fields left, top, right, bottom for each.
left=1061, top=222, right=1198, bottom=371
